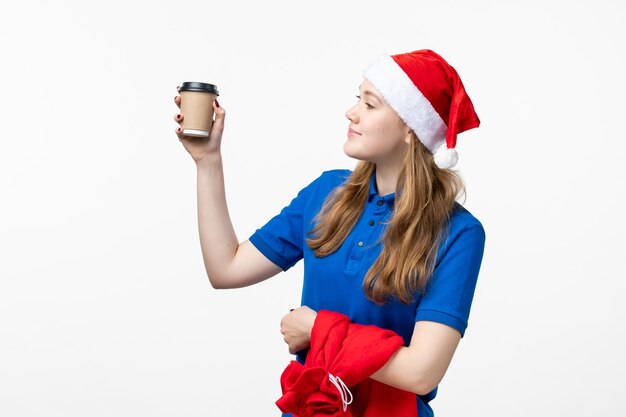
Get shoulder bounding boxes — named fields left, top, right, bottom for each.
left=438, top=203, right=486, bottom=258
left=291, top=169, right=352, bottom=208
left=303, top=169, right=352, bottom=196
left=317, top=169, right=352, bottom=187
left=448, top=202, right=485, bottom=235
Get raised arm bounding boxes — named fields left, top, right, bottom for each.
left=175, top=92, right=283, bottom=289
left=196, top=157, right=283, bottom=288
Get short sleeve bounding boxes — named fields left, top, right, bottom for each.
left=248, top=173, right=324, bottom=272
left=414, top=223, right=486, bottom=338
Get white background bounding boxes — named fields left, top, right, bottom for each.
left=1, top=1, right=624, bottom=416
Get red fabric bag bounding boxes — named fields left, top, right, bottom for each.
left=276, top=310, right=417, bottom=417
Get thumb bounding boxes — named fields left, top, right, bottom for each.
left=210, top=100, right=225, bottom=133
left=214, top=100, right=225, bottom=118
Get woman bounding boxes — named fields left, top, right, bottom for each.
left=174, top=49, right=486, bottom=417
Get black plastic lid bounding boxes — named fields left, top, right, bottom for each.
left=179, top=82, right=219, bottom=95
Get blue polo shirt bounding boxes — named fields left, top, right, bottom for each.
left=249, top=169, right=486, bottom=417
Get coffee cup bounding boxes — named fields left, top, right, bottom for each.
left=179, top=82, right=220, bottom=137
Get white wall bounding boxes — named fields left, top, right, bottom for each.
left=1, top=0, right=624, bottom=416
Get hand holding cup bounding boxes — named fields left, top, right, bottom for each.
left=174, top=82, right=224, bottom=164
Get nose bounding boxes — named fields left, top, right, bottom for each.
left=345, top=103, right=359, bottom=123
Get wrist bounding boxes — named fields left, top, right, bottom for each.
left=196, top=153, right=223, bottom=169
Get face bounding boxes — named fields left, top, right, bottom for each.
left=344, top=79, right=411, bottom=166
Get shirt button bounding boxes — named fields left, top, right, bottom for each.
left=368, top=220, right=375, bottom=226
left=377, top=200, right=384, bottom=206
left=358, top=241, right=364, bottom=247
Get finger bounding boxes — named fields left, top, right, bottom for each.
left=175, top=126, right=185, bottom=140
left=174, top=113, right=183, bottom=124
left=174, top=95, right=181, bottom=108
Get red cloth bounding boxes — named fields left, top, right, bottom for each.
left=276, top=310, right=418, bottom=417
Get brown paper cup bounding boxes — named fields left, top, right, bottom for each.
left=179, top=82, right=220, bottom=137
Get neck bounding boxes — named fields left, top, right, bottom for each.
left=374, top=163, right=401, bottom=196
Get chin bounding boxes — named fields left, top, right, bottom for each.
left=343, top=145, right=369, bottom=162
left=343, top=142, right=358, bottom=159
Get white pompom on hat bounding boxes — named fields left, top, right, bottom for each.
left=362, top=49, right=480, bottom=169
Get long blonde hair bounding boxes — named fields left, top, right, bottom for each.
left=306, top=132, right=466, bottom=304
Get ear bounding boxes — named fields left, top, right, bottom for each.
left=404, top=129, right=413, bottom=145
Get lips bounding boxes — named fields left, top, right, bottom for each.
left=348, top=128, right=361, bottom=135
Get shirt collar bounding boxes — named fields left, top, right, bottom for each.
left=368, top=171, right=396, bottom=205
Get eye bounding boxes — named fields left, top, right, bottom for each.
left=355, top=95, right=374, bottom=109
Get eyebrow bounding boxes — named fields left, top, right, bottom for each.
left=358, top=86, right=382, bottom=103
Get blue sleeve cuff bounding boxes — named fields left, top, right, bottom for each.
left=249, top=233, right=293, bottom=272
left=415, top=309, right=467, bottom=338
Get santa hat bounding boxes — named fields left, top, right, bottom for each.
left=362, top=49, right=480, bottom=169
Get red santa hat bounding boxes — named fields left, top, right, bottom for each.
left=362, top=49, right=480, bottom=169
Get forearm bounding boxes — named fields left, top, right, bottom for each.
left=196, top=155, right=239, bottom=288
left=290, top=310, right=453, bottom=396
left=370, top=320, right=461, bottom=396
left=370, top=346, right=429, bottom=395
